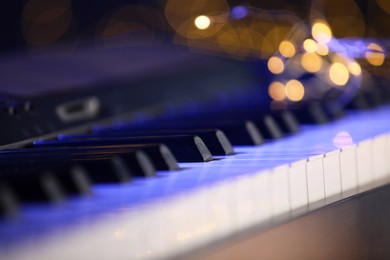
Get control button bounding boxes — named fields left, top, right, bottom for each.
left=24, top=102, right=33, bottom=112
left=6, top=106, right=16, bottom=115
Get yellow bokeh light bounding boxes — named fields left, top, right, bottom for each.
left=285, top=79, right=304, bottom=101
left=329, top=62, right=350, bottom=86
left=267, top=56, right=284, bottom=74
left=268, top=81, right=286, bottom=101
left=365, top=43, right=385, bottom=66
left=194, top=15, right=211, bottom=30
left=301, top=53, right=323, bottom=73
left=316, top=42, right=329, bottom=56
left=312, top=21, right=332, bottom=43
left=165, top=0, right=228, bottom=39
left=279, top=40, right=296, bottom=58
left=303, top=39, right=317, bottom=53
left=348, top=62, right=362, bottom=76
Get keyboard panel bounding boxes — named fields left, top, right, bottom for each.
left=1, top=105, right=390, bottom=259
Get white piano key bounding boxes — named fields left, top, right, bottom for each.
left=271, top=165, right=290, bottom=216
left=323, top=150, right=342, bottom=198
left=356, top=140, right=373, bottom=189
left=207, top=181, right=236, bottom=238
left=236, top=175, right=258, bottom=229
left=387, top=133, right=390, bottom=162
left=306, top=154, right=325, bottom=204
left=372, top=134, right=388, bottom=181
left=288, top=159, right=308, bottom=209
left=386, top=133, right=390, bottom=173
left=252, top=171, right=272, bottom=224
left=339, top=145, right=358, bottom=193
left=236, top=171, right=272, bottom=229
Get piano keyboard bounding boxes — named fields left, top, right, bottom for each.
left=1, top=101, right=390, bottom=259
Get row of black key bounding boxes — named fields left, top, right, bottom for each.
left=1, top=97, right=349, bottom=218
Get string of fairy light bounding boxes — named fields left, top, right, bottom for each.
left=164, top=0, right=388, bottom=107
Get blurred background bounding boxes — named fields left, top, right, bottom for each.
left=1, top=0, right=390, bottom=108
left=1, top=1, right=389, bottom=54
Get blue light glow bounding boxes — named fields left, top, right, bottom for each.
left=231, top=6, right=249, bottom=20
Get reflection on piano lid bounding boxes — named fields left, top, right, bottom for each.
left=0, top=45, right=265, bottom=148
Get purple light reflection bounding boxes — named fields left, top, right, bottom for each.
left=327, top=38, right=387, bottom=58
left=231, top=6, right=249, bottom=20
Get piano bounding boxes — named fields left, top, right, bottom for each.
left=2, top=1, right=390, bottom=259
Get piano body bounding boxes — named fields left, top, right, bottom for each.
left=1, top=0, right=390, bottom=259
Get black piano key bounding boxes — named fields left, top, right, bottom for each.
left=0, top=182, right=19, bottom=217
left=199, top=104, right=299, bottom=136
left=2, top=172, right=66, bottom=204
left=214, top=111, right=283, bottom=139
left=171, top=95, right=293, bottom=137
left=0, top=160, right=92, bottom=199
left=180, top=121, right=264, bottom=146
left=60, top=165, right=92, bottom=196
left=347, top=91, right=371, bottom=110
left=162, top=108, right=281, bottom=141
left=132, top=144, right=179, bottom=170
left=365, top=88, right=385, bottom=107
left=188, top=112, right=282, bottom=140
left=323, top=100, right=344, bottom=120
left=271, top=110, right=300, bottom=134
left=170, top=121, right=264, bottom=146
left=62, top=144, right=178, bottom=172
left=39, top=172, right=66, bottom=203
left=56, top=137, right=180, bottom=170
left=102, top=144, right=179, bottom=171
left=380, top=85, right=390, bottom=103
left=0, top=147, right=155, bottom=183
left=63, top=129, right=234, bottom=156
left=290, top=102, right=329, bottom=124
left=104, top=121, right=263, bottom=146
left=34, top=136, right=213, bottom=162
left=347, top=88, right=386, bottom=110
left=109, top=155, right=134, bottom=182
left=255, top=115, right=284, bottom=139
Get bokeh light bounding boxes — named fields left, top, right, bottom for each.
left=316, top=42, right=329, bottom=56
left=303, top=39, right=317, bottom=53
left=268, top=81, right=286, bottom=101
left=329, top=62, right=350, bottom=86
left=312, top=20, right=332, bottom=43
left=365, top=43, right=385, bottom=66
left=194, top=15, right=211, bottom=30
left=165, top=0, right=229, bottom=39
left=285, top=79, right=305, bottom=101
left=301, top=53, right=323, bottom=73
left=333, top=131, right=353, bottom=148
left=347, top=62, right=362, bottom=76
left=279, top=40, right=296, bottom=58
left=267, top=56, right=284, bottom=74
